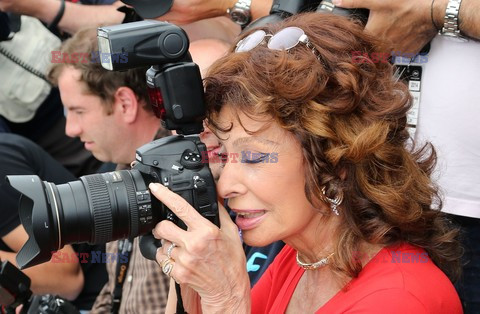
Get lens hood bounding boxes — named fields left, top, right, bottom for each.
left=6, top=175, right=58, bottom=269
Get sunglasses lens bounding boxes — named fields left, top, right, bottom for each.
left=236, top=30, right=267, bottom=52
left=268, top=27, right=304, bottom=50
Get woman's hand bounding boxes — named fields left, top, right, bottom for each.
left=150, top=183, right=251, bottom=314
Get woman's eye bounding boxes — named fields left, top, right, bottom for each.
left=241, top=152, right=269, bottom=164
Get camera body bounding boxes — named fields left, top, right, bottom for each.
left=0, top=261, right=79, bottom=314
left=6, top=21, right=219, bottom=269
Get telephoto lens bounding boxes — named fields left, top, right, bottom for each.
left=6, top=169, right=154, bottom=269
left=7, top=135, right=219, bottom=269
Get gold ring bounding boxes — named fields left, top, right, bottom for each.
left=161, top=258, right=174, bottom=276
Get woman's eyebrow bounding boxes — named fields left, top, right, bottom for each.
left=232, top=137, right=279, bottom=147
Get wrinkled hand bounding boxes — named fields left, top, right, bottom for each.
left=335, top=0, right=438, bottom=54
left=156, top=0, right=232, bottom=25
left=150, top=183, right=250, bottom=313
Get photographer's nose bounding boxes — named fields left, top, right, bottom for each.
left=216, top=162, right=247, bottom=199
left=65, top=115, right=82, bottom=138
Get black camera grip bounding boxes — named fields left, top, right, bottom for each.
left=139, top=233, right=163, bottom=261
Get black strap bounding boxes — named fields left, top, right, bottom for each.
left=175, top=282, right=187, bottom=314
left=0, top=45, right=50, bottom=83
left=117, top=5, right=144, bottom=24
left=111, top=239, right=134, bottom=314
left=48, top=0, right=65, bottom=31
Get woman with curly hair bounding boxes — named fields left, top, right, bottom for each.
left=150, top=12, right=463, bottom=313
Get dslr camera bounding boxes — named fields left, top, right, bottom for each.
left=6, top=21, right=219, bottom=269
left=0, top=260, right=79, bottom=314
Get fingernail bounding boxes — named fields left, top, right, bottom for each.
left=332, top=0, right=342, bottom=5
left=149, top=183, right=160, bottom=192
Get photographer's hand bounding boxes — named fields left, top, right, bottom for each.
left=334, top=0, right=440, bottom=54
left=158, top=0, right=272, bottom=25
left=150, top=183, right=251, bottom=314
left=0, top=0, right=124, bottom=35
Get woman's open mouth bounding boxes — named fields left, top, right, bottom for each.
left=234, top=210, right=266, bottom=230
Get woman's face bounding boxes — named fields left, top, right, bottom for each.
left=216, top=106, right=322, bottom=247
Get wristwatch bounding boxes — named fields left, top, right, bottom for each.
left=439, top=0, right=468, bottom=42
left=227, top=0, right=252, bottom=27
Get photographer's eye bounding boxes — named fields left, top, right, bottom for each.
left=241, top=152, right=269, bottom=164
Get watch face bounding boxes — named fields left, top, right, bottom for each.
left=231, top=10, right=249, bottom=25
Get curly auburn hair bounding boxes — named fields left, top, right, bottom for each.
left=48, top=27, right=152, bottom=114
left=204, top=13, right=462, bottom=282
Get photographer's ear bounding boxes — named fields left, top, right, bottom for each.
left=114, top=86, right=139, bottom=123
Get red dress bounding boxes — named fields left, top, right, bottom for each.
left=251, top=243, right=462, bottom=313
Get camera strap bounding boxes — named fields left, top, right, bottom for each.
left=175, top=282, right=188, bottom=314
left=111, top=238, right=133, bottom=314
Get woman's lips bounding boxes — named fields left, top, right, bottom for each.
left=233, top=210, right=266, bottom=230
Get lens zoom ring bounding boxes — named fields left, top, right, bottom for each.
left=84, top=175, right=113, bottom=243
left=121, top=171, right=139, bottom=237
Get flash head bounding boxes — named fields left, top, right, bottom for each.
left=97, top=20, right=189, bottom=71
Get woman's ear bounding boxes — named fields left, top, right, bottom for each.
left=113, top=86, right=139, bottom=123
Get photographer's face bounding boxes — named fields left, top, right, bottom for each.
left=216, top=106, right=322, bottom=248
left=58, top=66, right=128, bottom=164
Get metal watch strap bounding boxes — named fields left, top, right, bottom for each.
left=231, top=0, right=251, bottom=11
left=227, top=0, right=252, bottom=26
left=441, top=0, right=463, bottom=36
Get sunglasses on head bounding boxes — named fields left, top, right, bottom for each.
left=235, top=26, right=321, bottom=60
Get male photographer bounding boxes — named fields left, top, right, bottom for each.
left=48, top=27, right=171, bottom=313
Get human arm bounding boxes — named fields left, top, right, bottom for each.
left=181, top=17, right=240, bottom=44
left=0, top=225, right=84, bottom=300
left=455, top=0, right=480, bottom=39
left=150, top=183, right=251, bottom=314
left=334, top=0, right=480, bottom=54
left=157, top=0, right=273, bottom=25
left=0, top=0, right=125, bottom=34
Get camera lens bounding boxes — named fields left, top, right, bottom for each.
left=6, top=169, right=153, bottom=269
